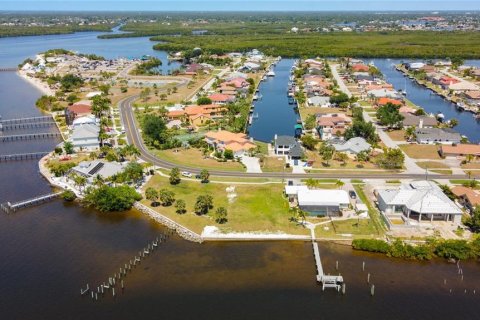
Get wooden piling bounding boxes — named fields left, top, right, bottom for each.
left=370, top=285, right=375, bottom=296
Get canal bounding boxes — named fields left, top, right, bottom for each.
left=247, top=59, right=300, bottom=142
left=1, top=31, right=480, bottom=319
left=372, top=58, right=480, bottom=143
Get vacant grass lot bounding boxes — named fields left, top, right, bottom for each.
left=416, top=161, right=450, bottom=169
left=142, top=175, right=308, bottom=235
left=305, top=150, right=379, bottom=169
left=153, top=148, right=245, bottom=172
left=386, top=129, right=406, bottom=141
left=399, top=144, right=441, bottom=160
left=261, top=156, right=292, bottom=173
left=299, top=107, right=346, bottom=119
left=315, top=219, right=379, bottom=238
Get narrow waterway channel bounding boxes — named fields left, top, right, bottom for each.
left=372, top=58, right=480, bottom=143
left=247, top=59, right=299, bottom=142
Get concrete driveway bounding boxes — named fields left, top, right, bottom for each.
left=241, top=156, right=262, bottom=173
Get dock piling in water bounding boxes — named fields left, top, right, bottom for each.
left=370, top=285, right=375, bottom=296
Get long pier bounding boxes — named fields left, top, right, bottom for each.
left=1, top=192, right=61, bottom=214
left=0, top=115, right=54, bottom=125
left=0, top=68, right=17, bottom=72
left=0, top=151, right=50, bottom=162
left=0, top=132, right=62, bottom=142
left=310, top=228, right=344, bottom=291
left=0, top=121, right=56, bottom=131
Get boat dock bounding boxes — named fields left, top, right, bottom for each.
left=0, top=132, right=62, bottom=142
left=0, top=151, right=50, bottom=162
left=0, top=121, right=56, bottom=131
left=310, top=228, right=344, bottom=291
left=1, top=192, right=62, bottom=213
left=0, top=115, right=54, bottom=125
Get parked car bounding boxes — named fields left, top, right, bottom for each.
left=181, top=171, right=193, bottom=178
left=349, top=190, right=357, bottom=199
left=195, top=174, right=201, bottom=179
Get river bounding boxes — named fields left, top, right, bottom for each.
left=1, top=31, right=480, bottom=319
left=372, top=58, right=480, bottom=143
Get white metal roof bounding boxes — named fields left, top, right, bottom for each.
left=298, top=189, right=350, bottom=207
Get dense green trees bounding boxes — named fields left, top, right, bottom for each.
left=200, top=169, right=210, bottom=183
left=197, top=96, right=212, bottom=105
left=83, top=185, right=142, bottom=212
left=376, top=148, right=405, bottom=169
left=353, top=238, right=480, bottom=261
left=159, top=189, right=176, bottom=206
left=329, top=92, right=350, bottom=106
left=319, top=142, right=335, bottom=165
left=141, top=114, right=180, bottom=149
left=131, top=57, right=162, bottom=75
left=175, top=199, right=187, bottom=214
left=145, top=187, right=159, bottom=206
left=376, top=103, right=404, bottom=129
left=301, top=134, right=318, bottom=151
left=465, top=206, right=480, bottom=232
left=35, top=95, right=59, bottom=111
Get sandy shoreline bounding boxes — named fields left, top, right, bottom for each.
left=17, top=70, right=55, bottom=96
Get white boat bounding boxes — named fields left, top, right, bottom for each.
left=267, top=70, right=276, bottom=77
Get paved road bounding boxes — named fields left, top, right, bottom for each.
left=119, top=94, right=467, bottom=180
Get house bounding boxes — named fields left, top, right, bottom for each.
left=274, top=135, right=303, bottom=159
left=70, top=123, right=100, bottom=150
left=167, top=104, right=226, bottom=127
left=185, top=63, right=205, bottom=75
left=376, top=180, right=463, bottom=223
left=239, top=62, right=261, bottom=72
left=316, top=113, right=352, bottom=140
left=406, top=62, right=425, bottom=70
left=307, top=96, right=331, bottom=108
left=367, top=89, right=401, bottom=100
left=401, top=113, right=438, bottom=128
left=285, top=186, right=350, bottom=216
left=331, top=137, right=371, bottom=155
left=65, top=101, right=93, bottom=125
left=166, top=119, right=182, bottom=129
left=208, top=93, right=236, bottom=105
left=440, top=144, right=480, bottom=161
left=451, top=186, right=480, bottom=212
left=351, top=64, right=370, bottom=72
left=190, top=114, right=212, bottom=127
left=415, top=128, right=461, bottom=145
left=71, top=160, right=127, bottom=183
left=204, top=130, right=256, bottom=157
left=448, top=81, right=479, bottom=92
left=463, top=90, right=480, bottom=105
left=376, top=97, right=403, bottom=107
left=72, top=115, right=97, bottom=128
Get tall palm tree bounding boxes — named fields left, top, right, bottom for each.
left=335, top=180, right=345, bottom=189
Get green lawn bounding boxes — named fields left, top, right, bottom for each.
left=353, top=184, right=387, bottom=235
left=153, top=148, right=245, bottom=172
left=261, top=156, right=291, bottom=172
left=142, top=175, right=308, bottom=235
left=316, top=219, right=379, bottom=238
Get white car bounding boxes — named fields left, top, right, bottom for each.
left=181, top=171, right=193, bottom=178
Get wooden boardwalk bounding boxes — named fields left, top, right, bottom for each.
left=1, top=192, right=62, bottom=214
left=0, top=115, right=53, bottom=125
left=0, top=121, right=56, bottom=131
left=310, top=228, right=344, bottom=291
left=0, top=152, right=50, bottom=162
left=0, top=132, right=62, bottom=142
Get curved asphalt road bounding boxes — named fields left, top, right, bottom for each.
left=119, top=95, right=468, bottom=180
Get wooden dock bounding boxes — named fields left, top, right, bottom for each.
left=0, top=132, right=62, bottom=142
left=1, top=192, right=61, bottom=213
left=0, top=121, right=56, bottom=131
left=0, top=115, right=53, bottom=125
left=310, top=228, right=344, bottom=291
left=0, top=151, right=50, bottom=162
left=0, top=68, right=17, bottom=72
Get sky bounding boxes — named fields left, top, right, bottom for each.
left=0, top=1, right=479, bottom=12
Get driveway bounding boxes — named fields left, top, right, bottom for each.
left=241, top=156, right=262, bottom=173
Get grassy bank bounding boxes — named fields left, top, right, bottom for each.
left=142, top=175, right=308, bottom=235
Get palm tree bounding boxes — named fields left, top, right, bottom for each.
left=335, top=180, right=345, bottom=189
left=305, top=178, right=319, bottom=189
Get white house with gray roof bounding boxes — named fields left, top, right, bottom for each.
left=71, top=160, right=128, bottom=184
left=376, top=180, right=462, bottom=224
left=331, top=137, right=371, bottom=155
left=415, top=128, right=461, bottom=145
left=70, top=123, right=100, bottom=150
left=274, top=135, right=303, bottom=159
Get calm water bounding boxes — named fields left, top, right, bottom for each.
left=248, top=59, right=300, bottom=142
left=1, top=31, right=480, bottom=319
left=372, top=58, right=480, bottom=143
